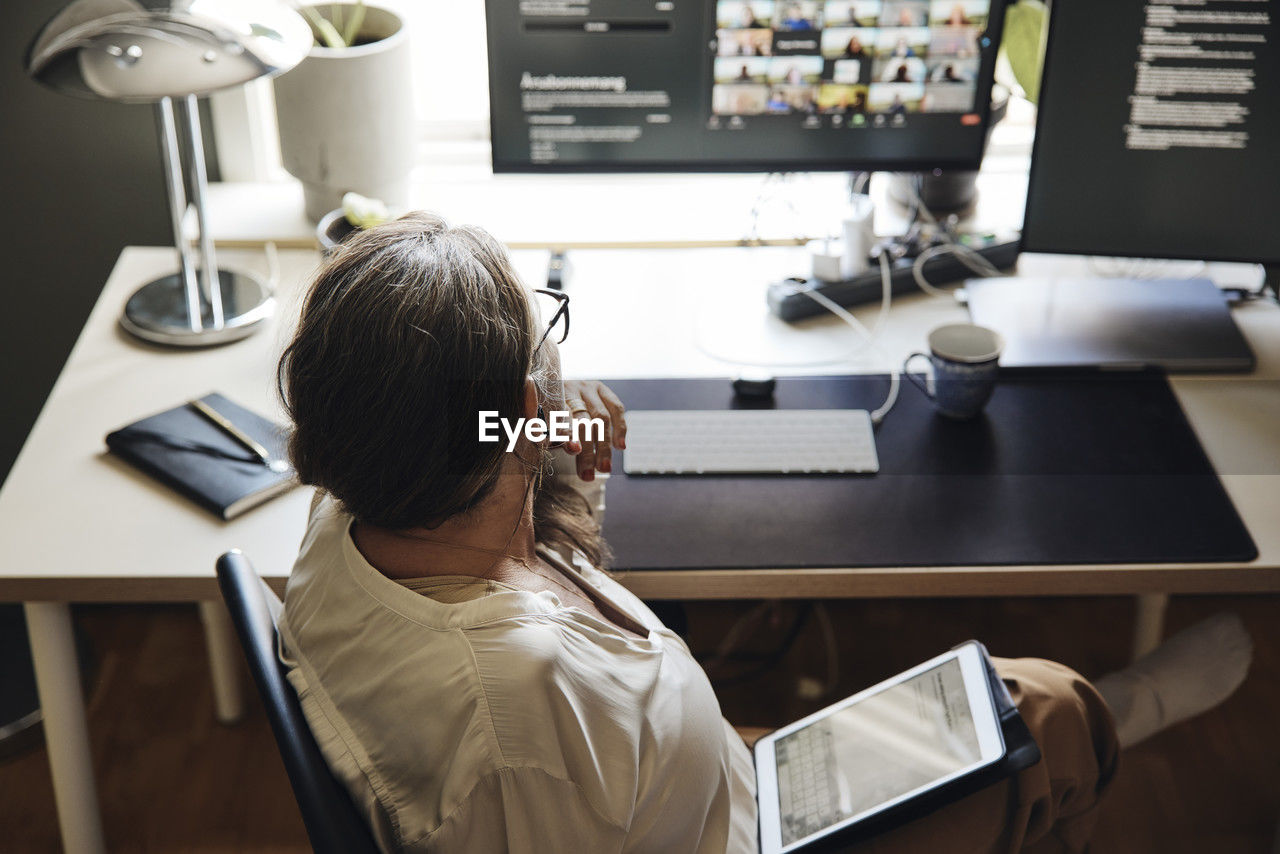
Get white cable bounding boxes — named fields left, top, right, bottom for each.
left=691, top=279, right=879, bottom=366
left=692, top=247, right=904, bottom=419
left=797, top=250, right=901, bottom=424
left=911, top=242, right=1005, bottom=297
left=911, top=187, right=938, bottom=225
left=911, top=245, right=960, bottom=297
left=873, top=357, right=902, bottom=424
left=898, top=178, right=1007, bottom=295
left=701, top=601, right=775, bottom=675
left=743, top=172, right=779, bottom=245
left=813, top=602, right=841, bottom=698
left=869, top=249, right=901, bottom=423
left=850, top=171, right=871, bottom=197
left=263, top=240, right=281, bottom=291
left=940, top=240, right=1005, bottom=277
left=690, top=338, right=868, bottom=369
left=692, top=242, right=888, bottom=369
left=743, top=172, right=818, bottom=246
left=866, top=244, right=894, bottom=339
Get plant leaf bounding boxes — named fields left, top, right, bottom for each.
left=342, top=192, right=391, bottom=229
left=317, top=17, right=345, bottom=48
left=299, top=6, right=325, bottom=44
left=300, top=5, right=346, bottom=47
left=343, top=2, right=367, bottom=47
left=1003, top=0, right=1047, bottom=104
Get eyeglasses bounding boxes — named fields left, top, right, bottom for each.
left=532, top=288, right=570, bottom=354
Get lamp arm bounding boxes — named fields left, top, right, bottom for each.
left=182, top=95, right=224, bottom=330
left=156, top=96, right=202, bottom=332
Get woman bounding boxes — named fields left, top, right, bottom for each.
left=946, top=3, right=972, bottom=25
left=779, top=3, right=814, bottom=30
left=843, top=34, right=870, bottom=61
left=277, top=214, right=1247, bottom=853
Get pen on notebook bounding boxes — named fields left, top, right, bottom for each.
left=188, top=398, right=289, bottom=472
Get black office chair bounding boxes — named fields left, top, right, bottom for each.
left=215, top=550, right=380, bottom=854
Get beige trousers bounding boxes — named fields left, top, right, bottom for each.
left=849, top=657, right=1121, bottom=854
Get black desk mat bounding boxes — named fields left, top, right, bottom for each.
left=600, top=370, right=1257, bottom=569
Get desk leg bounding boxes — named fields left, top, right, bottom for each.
left=198, top=600, right=245, bottom=724
left=1132, top=593, right=1170, bottom=661
left=24, top=602, right=106, bottom=854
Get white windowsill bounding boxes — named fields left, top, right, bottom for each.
left=207, top=116, right=1034, bottom=250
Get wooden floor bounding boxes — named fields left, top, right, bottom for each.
left=1, top=594, right=1277, bottom=852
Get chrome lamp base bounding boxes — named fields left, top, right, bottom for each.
left=120, top=269, right=274, bottom=347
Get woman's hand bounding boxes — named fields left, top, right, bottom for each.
left=561, top=380, right=627, bottom=481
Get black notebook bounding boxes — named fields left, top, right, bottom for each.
left=106, top=393, right=297, bottom=520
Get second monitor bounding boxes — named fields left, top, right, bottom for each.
left=485, top=0, right=1008, bottom=172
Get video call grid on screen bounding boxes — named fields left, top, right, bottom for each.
left=485, top=0, right=1007, bottom=172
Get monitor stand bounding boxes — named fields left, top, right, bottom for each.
left=962, top=276, right=1255, bottom=373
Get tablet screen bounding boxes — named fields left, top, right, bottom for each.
left=773, top=657, right=983, bottom=847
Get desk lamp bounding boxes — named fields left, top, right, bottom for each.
left=26, top=0, right=311, bottom=346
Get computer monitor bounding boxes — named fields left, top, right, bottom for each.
left=966, top=0, right=1272, bottom=373
left=484, top=0, right=1009, bottom=173
left=1021, top=0, right=1280, bottom=269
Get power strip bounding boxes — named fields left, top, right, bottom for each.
left=766, top=238, right=1021, bottom=322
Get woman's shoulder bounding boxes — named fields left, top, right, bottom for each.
left=463, top=606, right=670, bottom=730
left=465, top=610, right=662, bottom=690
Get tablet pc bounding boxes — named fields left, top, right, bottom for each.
left=754, top=643, right=1006, bottom=853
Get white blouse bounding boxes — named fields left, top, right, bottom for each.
left=280, top=495, right=758, bottom=853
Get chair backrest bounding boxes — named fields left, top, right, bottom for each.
left=215, top=550, right=380, bottom=854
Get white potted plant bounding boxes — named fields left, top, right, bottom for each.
left=274, top=2, right=415, bottom=222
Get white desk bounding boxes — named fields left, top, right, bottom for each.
left=2, top=245, right=1278, bottom=852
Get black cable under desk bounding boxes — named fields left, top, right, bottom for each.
left=601, top=370, right=1256, bottom=570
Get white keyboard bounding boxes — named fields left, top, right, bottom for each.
left=621, top=409, right=879, bottom=475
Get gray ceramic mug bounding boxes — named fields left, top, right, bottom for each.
left=904, top=324, right=1004, bottom=419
